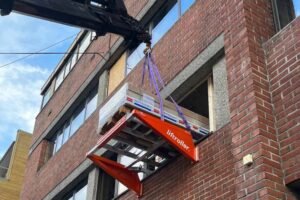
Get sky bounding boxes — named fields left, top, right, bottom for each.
left=0, top=13, right=79, bottom=158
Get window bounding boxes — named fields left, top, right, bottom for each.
left=70, top=51, right=78, bottom=69
left=179, top=80, right=209, bottom=118
left=64, top=59, right=72, bottom=77
left=42, top=85, right=53, bottom=108
left=272, top=0, right=296, bottom=31
left=52, top=86, right=98, bottom=155
left=151, top=2, right=179, bottom=45
left=73, top=185, right=87, bottom=200
left=64, top=182, right=87, bottom=200
left=85, top=91, right=98, bottom=119
left=78, top=32, right=92, bottom=58
left=54, top=131, right=64, bottom=153
left=55, top=67, right=65, bottom=91
left=41, top=31, right=93, bottom=108
left=126, top=0, right=195, bottom=74
left=70, top=105, right=85, bottom=137
left=62, top=122, right=71, bottom=145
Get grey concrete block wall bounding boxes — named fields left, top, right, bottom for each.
left=212, top=57, right=230, bottom=129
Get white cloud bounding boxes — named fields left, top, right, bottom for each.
left=0, top=13, right=79, bottom=158
left=0, top=62, right=49, bottom=132
left=0, top=13, right=76, bottom=53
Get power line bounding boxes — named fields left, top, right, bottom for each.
left=0, top=52, right=107, bottom=60
left=0, top=33, right=78, bottom=69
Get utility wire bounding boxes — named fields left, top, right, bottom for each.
left=0, top=52, right=107, bottom=60
left=0, top=33, right=78, bottom=69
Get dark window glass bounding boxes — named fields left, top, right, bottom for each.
left=179, top=81, right=209, bottom=118
left=273, top=0, right=296, bottom=30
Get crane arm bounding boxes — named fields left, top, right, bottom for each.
left=0, top=0, right=151, bottom=45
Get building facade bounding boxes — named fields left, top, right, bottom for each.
left=0, top=130, right=32, bottom=200
left=21, top=0, right=300, bottom=199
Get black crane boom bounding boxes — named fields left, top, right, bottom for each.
left=0, top=0, right=151, bottom=45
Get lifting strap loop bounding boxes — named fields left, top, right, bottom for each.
left=141, top=50, right=191, bottom=131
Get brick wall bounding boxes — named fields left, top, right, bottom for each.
left=119, top=125, right=236, bottom=200
left=21, top=110, right=100, bottom=200
left=264, top=17, right=300, bottom=190
left=21, top=0, right=300, bottom=199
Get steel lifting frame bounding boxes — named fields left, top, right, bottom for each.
left=86, top=109, right=199, bottom=197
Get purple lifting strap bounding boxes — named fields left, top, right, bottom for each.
left=141, top=52, right=191, bottom=131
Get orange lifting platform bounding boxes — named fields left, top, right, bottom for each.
left=86, top=84, right=210, bottom=197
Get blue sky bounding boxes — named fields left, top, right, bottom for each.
left=0, top=13, right=79, bottom=158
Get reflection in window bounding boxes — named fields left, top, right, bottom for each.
left=70, top=106, right=85, bottom=137
left=126, top=43, right=146, bottom=74
left=42, top=86, right=52, bottom=108
left=54, top=131, right=63, bottom=153
left=78, top=32, right=91, bottom=56
left=64, top=60, right=72, bottom=77
left=152, top=3, right=178, bottom=45
left=65, top=183, right=87, bottom=200
left=70, top=52, right=78, bottom=69
left=52, top=86, right=98, bottom=155
left=85, top=92, right=98, bottom=119
left=55, top=67, right=65, bottom=91
left=62, top=123, right=71, bottom=145
left=74, top=185, right=87, bottom=200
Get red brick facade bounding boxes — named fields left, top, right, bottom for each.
left=264, top=18, right=300, bottom=189
left=21, top=0, right=300, bottom=199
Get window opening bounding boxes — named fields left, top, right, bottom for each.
left=287, top=180, right=300, bottom=199
left=178, top=81, right=209, bottom=118
left=272, top=0, right=296, bottom=31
